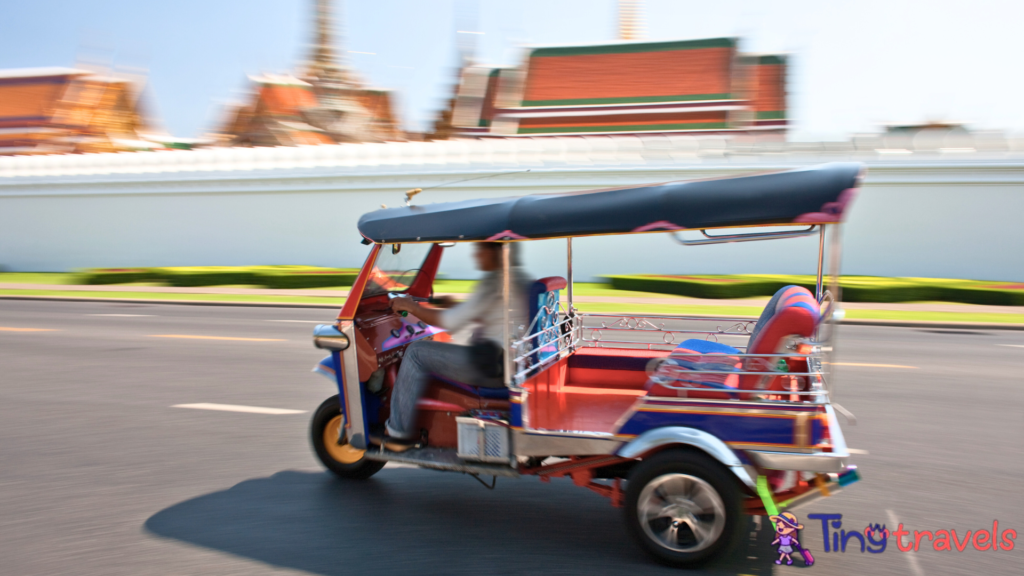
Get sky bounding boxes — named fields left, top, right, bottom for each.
left=2, top=0, right=1021, bottom=141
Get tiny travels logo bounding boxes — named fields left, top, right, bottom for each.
left=764, top=512, right=1016, bottom=566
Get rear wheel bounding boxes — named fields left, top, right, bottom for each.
left=625, top=449, right=743, bottom=567
left=310, top=395, right=385, bottom=480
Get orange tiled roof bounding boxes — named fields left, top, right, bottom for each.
left=0, top=68, right=154, bottom=154
left=521, top=38, right=737, bottom=107
left=0, top=70, right=83, bottom=128
left=257, top=83, right=320, bottom=118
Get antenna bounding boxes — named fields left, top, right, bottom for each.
left=400, top=169, right=532, bottom=206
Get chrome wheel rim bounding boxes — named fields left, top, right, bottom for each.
left=637, top=473, right=726, bottom=553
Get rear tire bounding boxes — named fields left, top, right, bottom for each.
left=625, top=449, right=743, bottom=567
left=310, top=395, right=385, bottom=480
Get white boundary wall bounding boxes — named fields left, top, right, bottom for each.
left=1, top=137, right=1022, bottom=282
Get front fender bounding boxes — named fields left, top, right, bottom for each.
left=616, top=426, right=756, bottom=490
left=313, top=354, right=338, bottom=383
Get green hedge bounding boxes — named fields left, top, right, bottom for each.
left=77, top=268, right=165, bottom=285
left=604, top=274, right=1024, bottom=306
left=77, top=266, right=360, bottom=289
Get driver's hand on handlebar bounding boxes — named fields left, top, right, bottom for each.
left=389, top=296, right=417, bottom=314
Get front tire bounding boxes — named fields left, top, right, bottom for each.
left=625, top=449, right=743, bottom=567
left=310, top=395, right=385, bottom=480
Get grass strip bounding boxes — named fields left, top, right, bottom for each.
left=0, top=273, right=78, bottom=285
left=605, top=274, right=1024, bottom=306
left=842, top=309, right=1024, bottom=324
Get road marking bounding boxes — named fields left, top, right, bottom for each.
left=887, top=510, right=924, bottom=576
left=88, top=313, right=154, bottom=317
left=386, top=462, right=420, bottom=469
left=828, top=362, right=918, bottom=369
left=266, top=320, right=323, bottom=323
left=847, top=448, right=869, bottom=455
left=149, top=334, right=286, bottom=342
left=173, top=403, right=306, bottom=415
left=0, top=327, right=58, bottom=332
left=999, top=344, right=1024, bottom=348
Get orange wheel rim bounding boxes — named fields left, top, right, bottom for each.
left=323, top=415, right=365, bottom=464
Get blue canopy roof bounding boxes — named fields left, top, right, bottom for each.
left=358, top=162, right=863, bottom=243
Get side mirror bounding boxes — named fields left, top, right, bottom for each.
left=313, top=324, right=350, bottom=351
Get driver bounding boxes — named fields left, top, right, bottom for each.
left=383, top=242, right=529, bottom=451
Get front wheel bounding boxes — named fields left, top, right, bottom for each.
left=310, top=395, right=385, bottom=480
left=625, top=449, right=743, bottom=567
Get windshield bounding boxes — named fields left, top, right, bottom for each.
left=363, top=243, right=434, bottom=298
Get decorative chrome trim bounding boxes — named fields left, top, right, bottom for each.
left=634, top=403, right=825, bottom=417
left=745, top=450, right=848, bottom=473
left=512, top=429, right=624, bottom=456
left=639, top=396, right=826, bottom=408
left=824, top=404, right=849, bottom=455
left=615, top=426, right=756, bottom=490
left=727, top=443, right=819, bottom=454
left=339, top=321, right=367, bottom=450
left=312, top=324, right=350, bottom=351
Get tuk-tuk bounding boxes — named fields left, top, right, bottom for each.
left=309, top=162, right=863, bottom=567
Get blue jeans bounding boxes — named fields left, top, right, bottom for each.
left=385, top=340, right=503, bottom=439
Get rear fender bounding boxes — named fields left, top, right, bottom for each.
left=616, top=426, right=756, bottom=491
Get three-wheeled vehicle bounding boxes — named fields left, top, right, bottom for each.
left=308, top=162, right=863, bottom=567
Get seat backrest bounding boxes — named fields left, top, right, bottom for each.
left=526, top=276, right=568, bottom=367
left=747, top=285, right=820, bottom=355
left=740, top=285, right=820, bottom=395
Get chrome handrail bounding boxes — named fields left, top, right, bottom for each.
left=671, top=226, right=818, bottom=246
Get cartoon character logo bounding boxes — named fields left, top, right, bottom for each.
left=771, top=512, right=815, bottom=566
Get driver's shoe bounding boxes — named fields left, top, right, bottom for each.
left=382, top=437, right=416, bottom=453
left=369, top=433, right=417, bottom=453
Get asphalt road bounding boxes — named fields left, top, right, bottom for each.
left=1, top=300, right=1021, bottom=576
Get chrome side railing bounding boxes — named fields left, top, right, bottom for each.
left=581, top=313, right=755, bottom=351
left=511, top=303, right=582, bottom=385
left=512, top=310, right=834, bottom=403
left=646, top=351, right=828, bottom=401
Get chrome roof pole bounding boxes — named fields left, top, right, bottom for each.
left=502, top=243, right=512, bottom=387
left=566, top=237, right=574, bottom=309
left=816, top=225, right=826, bottom=303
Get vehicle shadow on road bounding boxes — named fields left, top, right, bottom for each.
left=145, top=468, right=782, bottom=576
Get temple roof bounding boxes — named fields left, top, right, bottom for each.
left=0, top=67, right=154, bottom=154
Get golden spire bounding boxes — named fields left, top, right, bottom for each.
left=617, top=0, right=645, bottom=41
left=303, top=0, right=348, bottom=87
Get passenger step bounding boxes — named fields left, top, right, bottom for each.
left=363, top=445, right=520, bottom=477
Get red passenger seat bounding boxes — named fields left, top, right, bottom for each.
left=739, top=285, right=820, bottom=396
left=644, top=285, right=822, bottom=400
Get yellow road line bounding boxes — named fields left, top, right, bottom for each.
left=149, top=334, right=286, bottom=342
left=828, top=362, right=918, bottom=369
left=173, top=403, right=305, bottom=415
left=0, top=327, right=58, bottom=332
